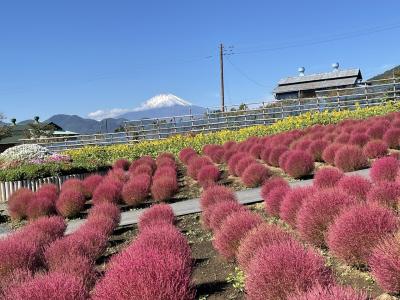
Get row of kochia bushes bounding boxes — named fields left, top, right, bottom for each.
left=177, top=110, right=400, bottom=191
left=7, top=153, right=179, bottom=221
left=0, top=202, right=121, bottom=298
left=62, top=101, right=400, bottom=166
left=199, top=156, right=400, bottom=299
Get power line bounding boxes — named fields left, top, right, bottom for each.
left=226, top=56, right=267, bottom=88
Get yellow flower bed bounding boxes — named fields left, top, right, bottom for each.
left=64, top=101, right=400, bottom=164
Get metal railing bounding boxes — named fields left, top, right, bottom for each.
left=20, top=77, right=400, bottom=152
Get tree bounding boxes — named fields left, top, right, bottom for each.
left=0, top=113, right=11, bottom=141
left=24, top=117, right=56, bottom=138
left=239, top=103, right=248, bottom=110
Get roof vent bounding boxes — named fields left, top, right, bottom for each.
left=298, top=67, right=305, bottom=76
left=332, top=62, right=339, bottom=71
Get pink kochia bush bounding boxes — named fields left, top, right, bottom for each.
left=56, top=189, right=86, bottom=218
left=366, top=181, right=400, bottom=210
left=187, top=156, right=212, bottom=180
left=138, top=203, right=175, bottom=232
left=151, top=176, right=178, bottom=202
left=261, top=177, right=289, bottom=200
left=122, top=174, right=151, bottom=206
left=235, top=156, right=256, bottom=177
left=236, top=223, right=293, bottom=271
left=213, top=210, right=263, bottom=260
left=92, top=180, right=121, bottom=205
left=313, top=167, right=344, bottom=189
left=288, top=284, right=368, bottom=300
left=334, top=145, right=368, bottom=172
left=245, top=240, right=332, bottom=300
left=8, top=188, right=35, bottom=220
left=179, top=147, right=198, bottom=165
left=4, top=272, right=87, bottom=300
left=207, top=201, right=244, bottom=231
left=363, top=139, right=388, bottom=159
left=279, top=186, right=316, bottom=227
left=383, top=128, right=400, bottom=149
left=336, top=175, right=372, bottom=201
left=199, top=185, right=236, bottom=211
left=27, top=184, right=59, bottom=219
left=113, top=159, right=131, bottom=171
left=370, top=156, right=399, bottom=183
left=263, top=185, right=290, bottom=217
left=197, top=164, right=220, bottom=188
left=296, top=188, right=357, bottom=247
left=327, top=203, right=398, bottom=265
left=241, top=163, right=270, bottom=188
left=283, top=150, right=314, bottom=178
left=82, top=174, right=103, bottom=197
left=369, top=233, right=400, bottom=293
left=322, top=143, right=342, bottom=165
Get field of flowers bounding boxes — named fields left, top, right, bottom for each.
left=2, top=104, right=400, bottom=299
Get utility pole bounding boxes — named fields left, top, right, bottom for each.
left=219, top=43, right=225, bottom=112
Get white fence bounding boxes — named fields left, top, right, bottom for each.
left=20, top=77, right=400, bottom=152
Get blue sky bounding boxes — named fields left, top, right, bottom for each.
left=1, top=0, right=399, bottom=121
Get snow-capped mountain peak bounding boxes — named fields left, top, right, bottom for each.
left=139, top=94, right=192, bottom=110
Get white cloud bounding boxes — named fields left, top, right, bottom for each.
left=87, top=94, right=192, bottom=121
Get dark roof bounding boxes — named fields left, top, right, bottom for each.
left=274, top=69, right=362, bottom=94
left=0, top=122, right=64, bottom=145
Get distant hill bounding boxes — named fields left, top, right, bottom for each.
left=369, top=65, right=400, bottom=81
left=118, top=104, right=206, bottom=120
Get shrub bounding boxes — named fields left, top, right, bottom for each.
left=322, top=143, right=342, bottom=165
left=8, top=188, right=35, bottom=220
left=366, top=181, right=400, bottom=210
left=207, top=201, right=245, bottom=231
left=223, top=141, right=237, bottom=151
left=261, top=177, right=289, bottom=200
left=187, top=156, right=212, bottom=180
left=138, top=204, right=175, bottom=231
left=87, top=203, right=120, bottom=227
left=334, top=145, right=368, bottom=172
left=236, top=223, right=293, bottom=271
left=92, top=181, right=121, bottom=205
left=241, top=163, right=270, bottom=188
left=199, top=185, right=236, bottom=211
left=223, top=149, right=237, bottom=163
left=268, top=146, right=288, bottom=167
left=197, top=164, right=220, bottom=188
left=122, top=175, right=151, bottom=206
left=367, top=125, right=387, bottom=139
left=327, top=203, right=398, bottom=265
left=349, top=133, right=370, bottom=147
left=4, top=272, right=88, bottom=300
left=113, top=159, right=131, bottom=171
left=26, top=195, right=55, bottom=219
left=151, top=176, right=178, bottom=202
left=235, top=156, right=256, bottom=177
left=227, top=152, right=247, bottom=175
left=179, top=147, right=197, bottom=164
left=370, top=156, right=399, bottom=183
left=288, top=284, right=368, bottom=300
left=153, top=166, right=177, bottom=179
left=308, top=139, right=328, bottom=161
left=249, top=144, right=264, bottom=159
left=363, top=140, right=388, bottom=159
left=369, top=233, right=400, bottom=293
left=283, top=150, right=314, bottom=178
left=313, top=167, right=344, bottom=189
left=91, top=248, right=193, bottom=300
left=245, top=240, right=332, bottom=300
left=383, top=128, right=400, bottom=148
left=213, top=210, right=263, bottom=260
left=260, top=147, right=272, bottom=163
left=27, top=216, right=67, bottom=244
left=280, top=186, right=316, bottom=227
left=61, top=178, right=84, bottom=192
left=82, top=174, right=103, bottom=197
left=131, top=163, right=153, bottom=176
left=56, top=189, right=86, bottom=218
left=278, top=150, right=292, bottom=170
left=296, top=188, right=357, bottom=247
left=336, top=175, right=372, bottom=201
left=335, top=133, right=351, bottom=143
left=36, top=184, right=58, bottom=203
left=0, top=268, right=32, bottom=298
left=264, top=185, right=290, bottom=217
left=156, top=152, right=175, bottom=165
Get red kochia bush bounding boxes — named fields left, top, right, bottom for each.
left=207, top=201, right=245, bottom=231
left=264, top=185, right=290, bottom=217
left=227, top=152, right=246, bottom=175
left=313, top=167, right=344, bottom=189
left=370, top=156, right=399, bottom=183
left=56, top=189, right=85, bottom=218
left=367, top=124, right=387, bottom=139
left=26, top=195, right=55, bottom=220
left=366, top=181, right=400, bottom=210
left=236, top=223, right=293, bottom=271
left=369, top=234, right=400, bottom=293
left=268, top=146, right=288, bottom=167
left=8, top=188, right=35, bottom=220
left=245, top=240, right=332, bottom=300
left=280, top=186, right=315, bottom=227
left=61, top=178, right=84, bottom=193
left=322, top=143, right=342, bottom=165
left=199, top=185, right=236, bottom=211
left=153, top=166, right=176, bottom=180
left=349, top=133, right=370, bottom=147
left=241, top=163, right=270, bottom=188
left=187, top=156, right=212, bottom=180
left=288, top=284, right=368, bottom=300
left=138, top=204, right=175, bottom=231
left=131, top=163, right=153, bottom=176
left=383, top=128, right=400, bottom=149
left=122, top=174, right=151, bottom=206
left=92, top=181, right=120, bottom=205
left=213, top=210, right=263, bottom=260
left=82, top=174, right=103, bottom=197
left=296, top=188, right=358, bottom=247
left=336, top=175, right=372, bottom=201
left=179, top=147, right=197, bottom=164
left=363, top=139, right=388, bottom=159
left=151, top=176, right=178, bottom=202
left=283, top=150, right=314, bottom=178
left=91, top=247, right=193, bottom=300
left=261, top=177, right=289, bottom=200
left=334, top=145, right=368, bottom=172
left=197, top=164, right=220, bottom=188
left=36, top=184, right=58, bottom=203
left=235, top=156, right=256, bottom=177
left=327, top=203, right=398, bottom=265
left=4, top=272, right=88, bottom=300
left=113, top=159, right=131, bottom=171
left=249, top=144, right=264, bottom=159
left=308, top=139, right=328, bottom=161
left=88, top=202, right=120, bottom=227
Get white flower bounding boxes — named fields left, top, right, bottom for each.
left=0, top=144, right=54, bottom=163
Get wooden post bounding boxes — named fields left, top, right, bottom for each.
left=336, top=88, right=341, bottom=111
